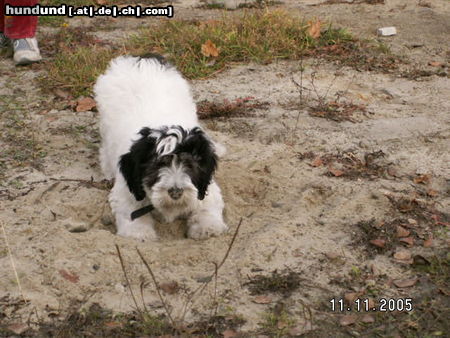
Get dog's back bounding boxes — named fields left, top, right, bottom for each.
left=94, top=55, right=199, bottom=179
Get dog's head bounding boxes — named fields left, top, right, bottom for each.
left=119, top=126, right=218, bottom=210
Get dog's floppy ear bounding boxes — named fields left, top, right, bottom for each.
left=119, top=128, right=156, bottom=201
left=181, top=128, right=218, bottom=200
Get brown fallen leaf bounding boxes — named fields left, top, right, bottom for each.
left=253, top=295, right=272, bottom=304
left=361, top=314, right=375, bottom=323
left=329, top=167, right=345, bottom=177
left=393, top=277, right=418, bottom=288
left=393, top=250, right=412, bottom=261
left=311, top=156, right=323, bottom=167
left=59, top=269, right=79, bottom=283
left=222, top=329, right=238, bottom=338
left=201, top=40, right=220, bottom=58
left=307, top=19, right=322, bottom=39
left=104, top=321, right=123, bottom=329
left=428, top=61, right=443, bottom=67
left=396, top=226, right=410, bottom=238
left=344, top=292, right=360, bottom=304
left=7, top=323, right=29, bottom=335
left=423, top=235, right=433, bottom=248
left=427, top=189, right=438, bottom=197
left=159, top=281, right=179, bottom=295
left=399, top=236, right=415, bottom=247
left=76, top=97, right=96, bottom=112
left=369, top=238, right=385, bottom=248
left=413, top=174, right=430, bottom=184
left=96, top=0, right=107, bottom=4
left=339, top=314, right=357, bottom=326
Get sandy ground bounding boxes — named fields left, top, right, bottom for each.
left=1, top=0, right=449, bottom=335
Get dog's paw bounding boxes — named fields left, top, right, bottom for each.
left=117, top=221, right=158, bottom=242
left=188, top=221, right=228, bottom=240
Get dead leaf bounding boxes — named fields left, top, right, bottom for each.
left=311, top=156, right=323, bottom=167
left=339, top=314, right=357, bottom=326
left=201, top=40, right=220, bottom=58
left=222, top=329, right=238, bottom=338
left=344, top=292, right=360, bottom=304
left=396, top=226, right=410, bottom=238
left=253, top=295, right=272, bottom=304
left=427, top=189, right=438, bottom=197
left=76, top=97, right=96, bottom=112
left=428, top=61, right=443, bottom=67
left=104, top=321, right=123, bottom=329
left=361, top=314, right=375, bottom=323
left=393, top=277, right=418, bottom=288
left=393, top=250, right=412, bottom=261
left=423, top=235, right=433, bottom=248
left=413, top=174, right=430, bottom=184
left=59, top=269, right=79, bottom=283
left=369, top=239, right=385, bottom=248
left=329, top=167, right=344, bottom=177
left=307, top=20, right=322, bottom=39
left=399, top=237, right=415, bottom=247
left=7, top=323, right=29, bottom=335
left=159, top=281, right=179, bottom=295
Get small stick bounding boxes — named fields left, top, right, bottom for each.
left=180, top=217, right=243, bottom=320
left=115, top=244, right=143, bottom=317
left=1, top=220, right=27, bottom=303
left=136, top=248, right=177, bottom=328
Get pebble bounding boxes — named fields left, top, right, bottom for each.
left=271, top=201, right=283, bottom=208
left=377, top=27, right=397, bottom=36
left=101, top=215, right=113, bottom=226
left=64, top=220, right=88, bottom=233
left=408, top=218, right=418, bottom=225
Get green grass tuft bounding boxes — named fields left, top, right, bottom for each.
left=44, top=46, right=114, bottom=97
left=127, top=10, right=353, bottom=79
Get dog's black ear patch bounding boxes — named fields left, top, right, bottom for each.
left=119, top=128, right=157, bottom=201
left=177, top=128, right=217, bottom=200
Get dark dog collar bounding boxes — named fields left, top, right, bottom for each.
left=131, top=204, right=154, bottom=221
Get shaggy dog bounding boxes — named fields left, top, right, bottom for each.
left=94, top=55, right=228, bottom=241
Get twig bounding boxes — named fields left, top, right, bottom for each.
left=139, top=279, right=149, bottom=313
left=115, top=244, right=143, bottom=318
left=136, top=248, right=177, bottom=328
left=181, top=217, right=243, bottom=320
left=292, top=54, right=305, bottom=132
left=0, top=220, right=27, bottom=303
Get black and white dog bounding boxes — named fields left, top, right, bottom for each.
left=94, top=55, right=228, bottom=241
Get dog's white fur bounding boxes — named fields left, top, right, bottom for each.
left=94, top=56, right=228, bottom=241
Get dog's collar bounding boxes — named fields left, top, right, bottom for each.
left=131, top=204, right=154, bottom=220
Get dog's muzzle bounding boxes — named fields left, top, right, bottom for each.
left=168, top=187, right=184, bottom=200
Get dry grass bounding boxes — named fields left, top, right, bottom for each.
left=128, top=10, right=353, bottom=79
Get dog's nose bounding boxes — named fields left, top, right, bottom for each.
left=168, top=187, right=184, bottom=200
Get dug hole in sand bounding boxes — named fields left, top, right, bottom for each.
left=1, top=0, right=449, bottom=333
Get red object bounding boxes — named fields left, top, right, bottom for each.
left=0, top=0, right=39, bottom=39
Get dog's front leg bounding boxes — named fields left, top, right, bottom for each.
left=187, top=182, right=228, bottom=240
left=109, top=176, right=157, bottom=242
